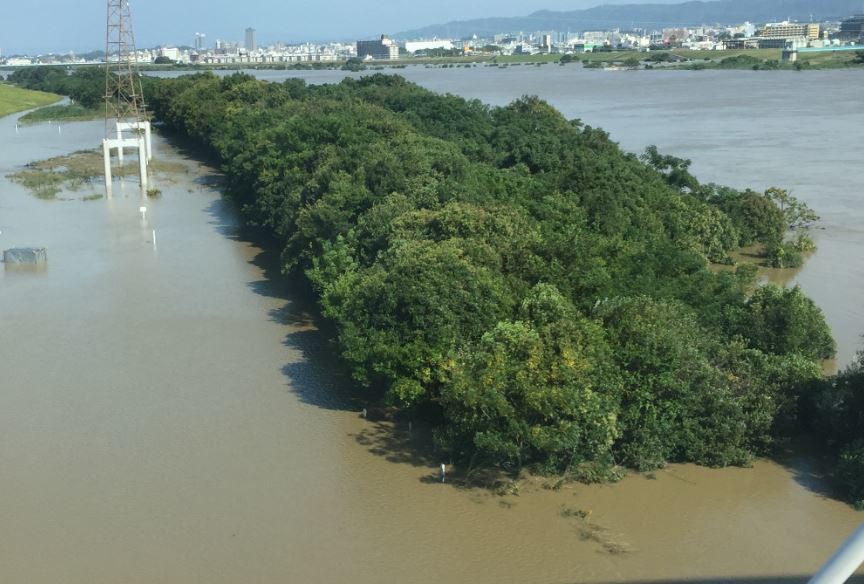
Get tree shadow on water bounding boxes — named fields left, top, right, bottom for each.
left=204, top=198, right=243, bottom=241
left=253, top=248, right=361, bottom=412
left=771, top=438, right=839, bottom=502
left=193, top=155, right=367, bottom=415
left=351, top=419, right=439, bottom=470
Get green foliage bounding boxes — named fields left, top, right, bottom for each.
left=341, top=57, right=367, bottom=72
left=641, top=146, right=698, bottom=192
left=438, top=284, right=618, bottom=473
left=764, top=187, right=819, bottom=230
left=765, top=241, right=804, bottom=268
left=598, top=296, right=790, bottom=469
left=706, top=186, right=786, bottom=247
left=804, top=352, right=864, bottom=505
left=836, top=440, right=864, bottom=507
left=645, top=52, right=673, bottom=63
left=731, top=285, right=835, bottom=360
left=718, top=55, right=763, bottom=68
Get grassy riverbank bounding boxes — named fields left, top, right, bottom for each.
left=18, top=103, right=102, bottom=125
left=0, top=84, right=61, bottom=118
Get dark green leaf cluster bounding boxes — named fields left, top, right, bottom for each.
left=108, top=72, right=839, bottom=477
left=802, top=351, right=864, bottom=507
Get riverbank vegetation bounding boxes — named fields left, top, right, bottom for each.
left=0, top=83, right=60, bottom=118
left=13, top=67, right=862, bottom=505
left=18, top=103, right=102, bottom=125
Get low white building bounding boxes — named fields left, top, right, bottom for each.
left=405, top=39, right=453, bottom=53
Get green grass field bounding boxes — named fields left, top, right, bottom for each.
left=0, top=84, right=61, bottom=118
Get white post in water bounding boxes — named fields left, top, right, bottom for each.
left=152, top=229, right=156, bottom=249
left=809, top=523, right=864, bottom=584
left=116, top=125, right=124, bottom=165
left=103, top=137, right=147, bottom=194
left=138, top=136, right=148, bottom=192
left=143, top=123, right=152, bottom=161
left=102, top=139, right=113, bottom=198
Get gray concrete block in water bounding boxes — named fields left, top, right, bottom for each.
left=3, top=247, right=47, bottom=265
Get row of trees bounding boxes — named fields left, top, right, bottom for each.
left=13, top=68, right=859, bottom=503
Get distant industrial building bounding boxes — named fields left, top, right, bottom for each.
left=159, top=47, right=181, bottom=61
left=245, top=27, right=257, bottom=52
left=839, top=14, right=864, bottom=41
left=758, top=22, right=820, bottom=40
left=724, top=36, right=808, bottom=50
left=405, top=39, right=453, bottom=53
left=356, top=35, right=399, bottom=60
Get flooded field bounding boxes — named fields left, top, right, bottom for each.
left=2, top=69, right=863, bottom=584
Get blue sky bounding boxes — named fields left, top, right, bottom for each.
left=0, top=0, right=678, bottom=54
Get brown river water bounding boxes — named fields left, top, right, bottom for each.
left=2, top=68, right=863, bottom=583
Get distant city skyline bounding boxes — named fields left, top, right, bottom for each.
left=0, top=0, right=683, bottom=54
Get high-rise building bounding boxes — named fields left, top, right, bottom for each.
left=839, top=15, right=864, bottom=41
left=356, top=35, right=399, bottom=60
left=758, top=22, right=820, bottom=40
left=245, top=27, right=257, bottom=52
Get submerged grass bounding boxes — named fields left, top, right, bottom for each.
left=18, top=103, right=102, bottom=125
left=559, top=505, right=632, bottom=555
left=7, top=149, right=189, bottom=200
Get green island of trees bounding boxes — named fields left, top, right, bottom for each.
left=11, top=68, right=864, bottom=506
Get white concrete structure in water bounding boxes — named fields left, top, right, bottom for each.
left=116, top=121, right=152, bottom=163
left=102, top=120, right=153, bottom=197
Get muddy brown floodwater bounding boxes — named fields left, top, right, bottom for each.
left=2, top=69, right=863, bottom=584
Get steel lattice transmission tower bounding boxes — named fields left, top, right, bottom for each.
left=102, top=0, right=152, bottom=195
left=104, top=0, right=146, bottom=127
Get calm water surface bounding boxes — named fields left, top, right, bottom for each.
left=1, top=69, right=863, bottom=583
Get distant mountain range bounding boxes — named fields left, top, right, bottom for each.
left=397, top=0, right=863, bottom=39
